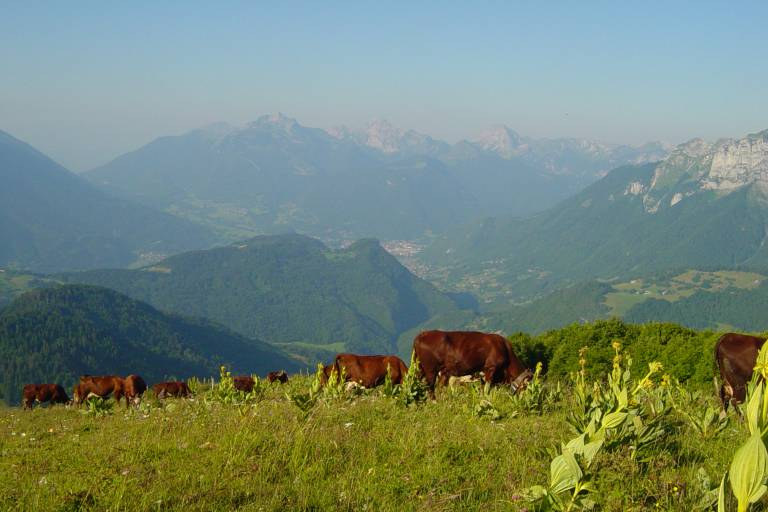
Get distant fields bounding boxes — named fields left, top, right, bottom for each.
left=603, top=270, right=766, bottom=316
left=0, top=375, right=747, bottom=511
left=0, top=271, right=56, bottom=308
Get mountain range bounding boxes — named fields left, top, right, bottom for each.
left=84, top=114, right=669, bottom=242
left=0, top=130, right=216, bottom=272
left=421, top=129, right=768, bottom=303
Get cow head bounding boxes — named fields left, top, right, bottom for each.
left=509, top=368, right=534, bottom=394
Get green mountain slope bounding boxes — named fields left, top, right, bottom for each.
left=61, top=234, right=460, bottom=355
left=0, top=285, right=299, bottom=405
left=0, top=129, right=215, bottom=272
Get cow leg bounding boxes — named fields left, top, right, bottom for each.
left=422, top=368, right=439, bottom=399
left=482, top=367, right=497, bottom=386
left=718, top=384, right=729, bottom=420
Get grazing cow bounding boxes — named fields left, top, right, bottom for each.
left=74, top=375, right=124, bottom=406
left=332, top=354, right=409, bottom=388
left=233, top=376, right=255, bottom=392
left=267, top=371, right=289, bottom=384
left=152, top=381, right=192, bottom=399
left=413, top=330, right=533, bottom=397
left=22, top=384, right=69, bottom=410
left=319, top=364, right=336, bottom=385
left=121, top=375, right=147, bottom=407
left=715, top=332, right=767, bottom=416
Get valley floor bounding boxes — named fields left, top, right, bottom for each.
left=0, top=378, right=747, bottom=511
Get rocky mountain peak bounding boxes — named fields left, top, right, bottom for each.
left=706, top=133, right=768, bottom=191
left=634, top=130, right=768, bottom=213
left=249, top=113, right=300, bottom=133
left=326, top=125, right=353, bottom=140
left=473, top=125, right=524, bottom=158
left=364, top=119, right=405, bottom=153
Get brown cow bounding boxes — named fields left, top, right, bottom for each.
left=152, top=381, right=192, bottom=399
left=233, top=376, right=255, bottom=392
left=715, top=332, right=767, bottom=416
left=267, top=371, right=289, bottom=384
left=74, top=375, right=124, bottom=406
left=333, top=354, right=409, bottom=388
left=413, top=330, right=533, bottom=397
left=22, top=384, right=70, bottom=409
left=121, top=375, right=147, bottom=408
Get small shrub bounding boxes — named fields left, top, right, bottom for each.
left=398, top=352, right=428, bottom=407
left=81, top=397, right=114, bottom=417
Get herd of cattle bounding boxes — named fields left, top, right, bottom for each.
left=18, top=330, right=766, bottom=415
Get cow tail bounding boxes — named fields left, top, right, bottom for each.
left=713, top=334, right=729, bottom=415
left=713, top=337, right=721, bottom=395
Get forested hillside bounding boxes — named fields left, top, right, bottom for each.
left=0, top=285, right=298, bottom=405
left=624, top=278, right=768, bottom=330
left=62, top=234, right=460, bottom=356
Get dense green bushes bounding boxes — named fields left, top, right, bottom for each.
left=510, top=318, right=725, bottom=386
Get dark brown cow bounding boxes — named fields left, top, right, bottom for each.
left=233, top=376, right=255, bottom=392
left=74, top=375, right=124, bottom=405
left=267, top=371, right=289, bottom=384
left=715, top=332, right=767, bottom=415
left=152, top=381, right=192, bottom=399
left=121, top=375, right=147, bottom=407
left=22, top=384, right=69, bottom=409
left=413, top=330, right=533, bottom=397
left=333, top=354, right=408, bottom=388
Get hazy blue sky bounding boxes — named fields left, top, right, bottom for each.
left=2, top=1, right=767, bottom=170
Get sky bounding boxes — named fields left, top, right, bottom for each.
left=1, top=1, right=767, bottom=171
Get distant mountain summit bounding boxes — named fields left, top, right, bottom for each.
left=0, top=129, right=214, bottom=272
left=422, top=128, right=768, bottom=304
left=471, top=124, right=671, bottom=179
left=473, top=125, right=525, bottom=159
left=85, top=114, right=668, bottom=242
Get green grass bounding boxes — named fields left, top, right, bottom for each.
left=0, top=376, right=750, bottom=511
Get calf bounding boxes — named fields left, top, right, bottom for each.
left=74, top=375, right=124, bottom=406
left=333, top=354, right=409, bottom=388
left=121, top=375, right=147, bottom=408
left=22, top=384, right=69, bottom=409
left=152, top=381, right=192, bottom=399
left=267, top=371, right=289, bottom=384
left=233, top=376, right=255, bottom=392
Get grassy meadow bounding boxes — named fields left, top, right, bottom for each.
left=0, top=360, right=757, bottom=512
